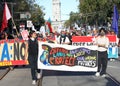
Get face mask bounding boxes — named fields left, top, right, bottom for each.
left=100, top=32, right=105, bottom=36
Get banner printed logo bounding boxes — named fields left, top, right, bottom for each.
left=39, top=44, right=97, bottom=68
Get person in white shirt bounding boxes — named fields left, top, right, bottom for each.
left=56, top=30, right=70, bottom=45
left=95, top=28, right=109, bottom=77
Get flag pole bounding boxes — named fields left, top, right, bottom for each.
left=11, top=16, right=19, bottom=37
left=5, top=2, right=19, bottom=37
left=1, top=2, right=19, bottom=36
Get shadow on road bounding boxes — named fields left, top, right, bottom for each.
left=105, top=77, right=120, bottom=86
left=42, top=70, right=95, bottom=76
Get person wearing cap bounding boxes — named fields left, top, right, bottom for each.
left=25, top=30, right=42, bottom=85
left=94, top=28, right=109, bottom=77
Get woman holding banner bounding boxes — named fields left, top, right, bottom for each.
left=95, top=28, right=109, bottom=77
left=25, top=30, right=42, bottom=85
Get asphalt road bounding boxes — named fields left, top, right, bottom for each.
left=0, top=60, right=120, bottom=86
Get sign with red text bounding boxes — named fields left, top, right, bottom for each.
left=72, top=35, right=118, bottom=58
left=38, top=42, right=98, bottom=72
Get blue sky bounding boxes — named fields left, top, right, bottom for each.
left=36, top=0, right=79, bottom=20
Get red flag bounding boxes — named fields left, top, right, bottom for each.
left=46, top=18, right=53, bottom=33
left=1, top=2, right=12, bottom=32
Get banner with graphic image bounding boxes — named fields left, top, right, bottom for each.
left=38, top=42, right=98, bottom=72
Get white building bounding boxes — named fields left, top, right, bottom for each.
left=52, top=0, right=62, bottom=32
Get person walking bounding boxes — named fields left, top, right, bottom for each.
left=56, top=30, right=70, bottom=45
left=25, top=30, right=42, bottom=85
left=95, top=28, right=109, bottom=77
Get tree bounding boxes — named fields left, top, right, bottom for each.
left=78, top=0, right=120, bottom=26
left=30, top=4, right=45, bottom=30
left=0, top=0, right=45, bottom=31
left=64, top=12, right=80, bottom=27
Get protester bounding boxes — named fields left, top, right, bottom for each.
left=66, top=32, right=72, bottom=45
left=56, top=30, right=70, bottom=45
left=0, top=32, right=8, bottom=40
left=25, top=30, right=42, bottom=85
left=92, top=29, right=98, bottom=36
left=94, top=28, right=109, bottom=77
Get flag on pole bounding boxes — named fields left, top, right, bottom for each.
left=46, top=18, right=53, bottom=33
left=112, top=5, right=119, bottom=35
left=0, top=2, right=12, bottom=32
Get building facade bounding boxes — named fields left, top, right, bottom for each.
left=52, top=0, right=62, bottom=32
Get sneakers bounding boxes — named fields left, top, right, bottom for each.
left=32, top=80, right=36, bottom=85
left=101, top=74, right=106, bottom=77
left=95, top=72, right=107, bottom=77
left=37, top=70, right=42, bottom=79
left=37, top=73, right=42, bottom=79
left=110, top=59, right=115, bottom=61
left=95, top=72, right=100, bottom=77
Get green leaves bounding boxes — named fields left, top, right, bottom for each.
left=78, top=0, right=120, bottom=25
left=0, top=0, right=45, bottom=28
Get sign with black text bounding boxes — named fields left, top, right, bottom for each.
left=38, top=42, right=98, bottom=72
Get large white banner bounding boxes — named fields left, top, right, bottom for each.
left=38, top=42, right=98, bottom=72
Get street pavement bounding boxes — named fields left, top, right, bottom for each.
left=0, top=67, right=9, bottom=80
left=0, top=60, right=120, bottom=86
left=107, top=60, right=120, bottom=83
